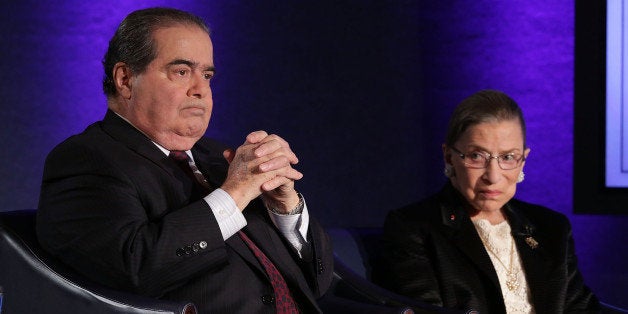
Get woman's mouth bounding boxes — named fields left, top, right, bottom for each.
left=479, top=190, right=501, bottom=198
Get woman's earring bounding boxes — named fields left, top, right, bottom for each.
left=517, top=171, right=525, bottom=183
left=444, top=164, right=455, bottom=178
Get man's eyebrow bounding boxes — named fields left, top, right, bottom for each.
left=168, top=59, right=195, bottom=67
left=167, top=59, right=216, bottom=72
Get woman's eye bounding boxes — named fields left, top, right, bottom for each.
left=469, top=152, right=484, bottom=160
left=502, top=154, right=516, bottom=161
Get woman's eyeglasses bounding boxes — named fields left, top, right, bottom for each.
left=450, top=147, right=525, bottom=170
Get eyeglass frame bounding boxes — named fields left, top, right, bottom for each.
left=449, top=146, right=526, bottom=170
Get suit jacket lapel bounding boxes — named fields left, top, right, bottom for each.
left=222, top=202, right=305, bottom=284
left=100, top=110, right=177, bottom=177
left=240, top=205, right=318, bottom=305
left=224, top=230, right=268, bottom=276
left=190, top=141, right=229, bottom=189
left=439, top=185, right=503, bottom=293
left=504, top=202, right=549, bottom=309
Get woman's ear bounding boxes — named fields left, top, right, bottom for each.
left=522, top=147, right=531, bottom=167
left=442, top=144, right=455, bottom=178
left=112, top=62, right=133, bottom=99
left=442, top=144, right=452, bottom=165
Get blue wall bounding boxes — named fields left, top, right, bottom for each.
left=1, top=0, right=626, bottom=308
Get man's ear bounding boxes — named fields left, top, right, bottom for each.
left=112, top=62, right=133, bottom=99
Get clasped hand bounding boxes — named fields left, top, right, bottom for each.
left=221, top=131, right=303, bottom=213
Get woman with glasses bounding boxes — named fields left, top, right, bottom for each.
left=377, top=90, right=600, bottom=313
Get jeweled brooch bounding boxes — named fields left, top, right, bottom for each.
left=525, top=236, right=539, bottom=249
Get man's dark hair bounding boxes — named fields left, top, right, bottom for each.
left=445, top=89, right=527, bottom=148
left=102, top=7, right=210, bottom=97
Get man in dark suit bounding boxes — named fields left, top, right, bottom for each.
left=36, top=7, right=333, bottom=313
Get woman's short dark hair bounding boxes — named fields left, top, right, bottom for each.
left=102, top=7, right=210, bottom=97
left=445, top=89, right=527, bottom=148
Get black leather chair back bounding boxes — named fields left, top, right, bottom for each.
left=0, top=209, right=196, bottom=314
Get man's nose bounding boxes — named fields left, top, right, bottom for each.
left=187, top=75, right=210, bottom=99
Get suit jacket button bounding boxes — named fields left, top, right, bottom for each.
left=184, top=245, right=193, bottom=255
left=317, top=258, right=325, bottom=274
left=193, top=243, right=200, bottom=252
left=199, top=241, right=207, bottom=249
left=261, top=294, right=275, bottom=305
left=176, top=248, right=185, bottom=257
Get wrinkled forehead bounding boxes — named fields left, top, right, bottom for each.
left=152, top=24, right=213, bottom=64
left=457, top=119, right=526, bottom=149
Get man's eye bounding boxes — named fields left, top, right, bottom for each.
left=177, top=70, right=188, bottom=76
left=203, top=73, right=213, bottom=80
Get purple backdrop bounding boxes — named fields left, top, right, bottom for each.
left=1, top=0, right=626, bottom=308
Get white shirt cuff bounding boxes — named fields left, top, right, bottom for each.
left=268, top=198, right=310, bottom=256
left=204, top=188, right=246, bottom=240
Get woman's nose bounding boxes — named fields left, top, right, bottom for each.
left=482, top=158, right=502, bottom=184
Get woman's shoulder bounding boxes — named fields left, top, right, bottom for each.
left=509, top=198, right=565, bottom=216
left=385, top=191, right=448, bottom=227
left=508, top=198, right=571, bottom=228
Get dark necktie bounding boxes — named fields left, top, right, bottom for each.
left=238, top=230, right=299, bottom=313
left=169, top=150, right=212, bottom=199
left=169, top=150, right=299, bottom=313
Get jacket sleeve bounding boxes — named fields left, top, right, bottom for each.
left=36, top=141, right=230, bottom=297
left=562, top=218, right=601, bottom=312
left=379, top=209, right=444, bottom=306
left=306, top=216, right=334, bottom=298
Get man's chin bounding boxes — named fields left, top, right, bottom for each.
left=180, top=120, right=209, bottom=136
left=187, top=126, right=208, bottom=138
left=155, top=130, right=206, bottom=151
